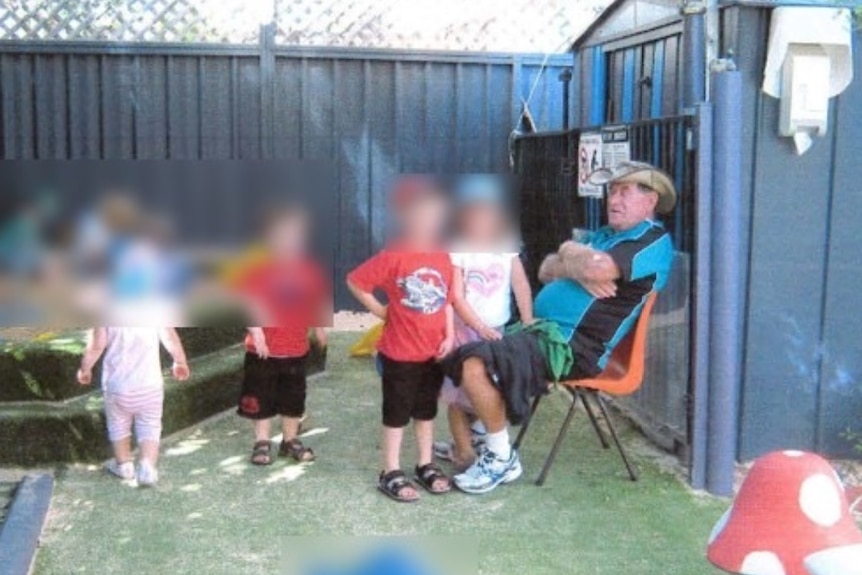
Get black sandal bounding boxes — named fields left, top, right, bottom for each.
left=251, top=440, right=273, bottom=466
left=279, top=438, right=316, bottom=462
left=414, top=463, right=451, bottom=494
left=378, top=470, right=420, bottom=503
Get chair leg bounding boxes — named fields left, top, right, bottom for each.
left=578, top=389, right=610, bottom=449
left=513, top=393, right=543, bottom=450
left=535, top=395, right=579, bottom=487
left=592, top=391, right=638, bottom=482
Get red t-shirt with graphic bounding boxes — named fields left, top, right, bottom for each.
left=236, top=257, right=330, bottom=357
left=348, top=248, right=453, bottom=362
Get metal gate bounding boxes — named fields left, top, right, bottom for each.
left=513, top=114, right=697, bottom=452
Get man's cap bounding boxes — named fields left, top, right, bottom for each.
left=588, top=161, right=677, bottom=214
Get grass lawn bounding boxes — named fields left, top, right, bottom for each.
left=35, top=333, right=728, bottom=575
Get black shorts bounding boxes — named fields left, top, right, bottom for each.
left=237, top=353, right=308, bottom=419
left=379, top=353, right=444, bottom=428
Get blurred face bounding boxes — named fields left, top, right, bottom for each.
left=606, top=182, right=658, bottom=231
left=266, top=213, right=309, bottom=258
left=459, top=202, right=507, bottom=245
left=399, top=194, right=448, bottom=247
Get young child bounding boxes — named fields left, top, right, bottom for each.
left=234, top=206, right=330, bottom=466
left=436, top=176, right=534, bottom=470
left=347, top=176, right=455, bottom=503
left=77, top=327, right=190, bottom=486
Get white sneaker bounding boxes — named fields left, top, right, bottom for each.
left=136, top=461, right=159, bottom=487
left=453, top=448, right=522, bottom=494
left=105, top=459, right=135, bottom=480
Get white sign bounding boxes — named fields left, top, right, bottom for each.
left=577, top=132, right=603, bottom=198
left=601, top=126, right=631, bottom=169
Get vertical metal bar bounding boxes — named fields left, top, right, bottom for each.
left=621, top=49, right=635, bottom=122
left=560, top=68, right=572, bottom=130
left=682, top=1, right=707, bottom=109
left=690, top=102, right=713, bottom=491
left=259, top=23, right=276, bottom=160
left=706, top=71, right=743, bottom=496
left=588, top=46, right=606, bottom=230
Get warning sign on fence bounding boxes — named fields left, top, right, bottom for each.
left=577, top=132, right=603, bottom=198
left=577, top=126, right=631, bottom=198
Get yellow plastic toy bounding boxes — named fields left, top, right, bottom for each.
left=349, top=322, right=384, bottom=357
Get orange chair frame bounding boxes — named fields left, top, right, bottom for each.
left=513, top=292, right=658, bottom=486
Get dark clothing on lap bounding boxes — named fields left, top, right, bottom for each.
left=443, top=332, right=548, bottom=425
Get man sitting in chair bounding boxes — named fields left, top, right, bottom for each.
left=444, top=160, right=676, bottom=494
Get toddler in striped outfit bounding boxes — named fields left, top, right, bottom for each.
left=77, top=327, right=189, bottom=486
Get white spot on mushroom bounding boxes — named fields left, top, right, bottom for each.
left=804, top=543, right=862, bottom=575
left=708, top=507, right=733, bottom=545
left=740, top=551, right=786, bottom=575
left=799, top=473, right=843, bottom=527
left=783, top=450, right=804, bottom=457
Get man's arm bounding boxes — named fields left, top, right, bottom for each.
left=538, top=241, right=620, bottom=299
left=557, top=241, right=620, bottom=283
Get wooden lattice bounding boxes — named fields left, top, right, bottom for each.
left=0, top=0, right=260, bottom=43
left=0, top=0, right=608, bottom=50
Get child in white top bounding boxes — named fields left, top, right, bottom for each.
left=437, top=176, right=534, bottom=469
left=77, top=327, right=189, bottom=486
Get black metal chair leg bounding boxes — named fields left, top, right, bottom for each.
left=535, top=397, right=579, bottom=486
left=593, top=392, right=638, bottom=481
left=513, top=393, right=544, bottom=450
left=578, top=389, right=610, bottom=449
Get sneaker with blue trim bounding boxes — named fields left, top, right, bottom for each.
left=453, top=448, right=522, bottom=494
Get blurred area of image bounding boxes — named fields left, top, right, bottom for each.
left=282, top=536, right=477, bottom=575
left=0, top=160, right=335, bottom=327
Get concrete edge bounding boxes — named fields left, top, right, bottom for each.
left=0, top=473, right=54, bottom=575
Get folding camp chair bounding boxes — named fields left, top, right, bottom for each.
left=513, top=292, right=658, bottom=486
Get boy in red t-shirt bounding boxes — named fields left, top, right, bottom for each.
left=347, top=177, right=455, bottom=502
left=235, top=206, right=331, bottom=466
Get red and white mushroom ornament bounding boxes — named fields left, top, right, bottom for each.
left=707, top=450, right=862, bottom=575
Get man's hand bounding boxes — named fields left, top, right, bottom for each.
left=581, top=279, right=618, bottom=299
left=172, top=362, right=190, bottom=381
left=436, top=336, right=455, bottom=360
left=558, top=240, right=590, bottom=258
left=77, top=368, right=92, bottom=386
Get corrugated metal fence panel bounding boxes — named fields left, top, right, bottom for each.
left=514, top=114, right=697, bottom=450
left=731, top=9, right=862, bottom=459
left=0, top=43, right=573, bottom=308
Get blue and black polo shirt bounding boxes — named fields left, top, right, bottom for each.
left=533, top=219, right=673, bottom=378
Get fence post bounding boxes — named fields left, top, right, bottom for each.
left=559, top=68, right=573, bottom=130
left=681, top=1, right=707, bottom=109
left=706, top=69, right=743, bottom=497
left=690, top=101, right=713, bottom=491
left=259, top=22, right=276, bottom=159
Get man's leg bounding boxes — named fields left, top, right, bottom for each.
left=452, top=356, right=522, bottom=494
left=460, top=357, right=507, bottom=432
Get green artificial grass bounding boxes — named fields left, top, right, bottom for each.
left=34, top=333, right=727, bottom=575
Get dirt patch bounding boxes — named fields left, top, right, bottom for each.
left=332, top=311, right=378, bottom=332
